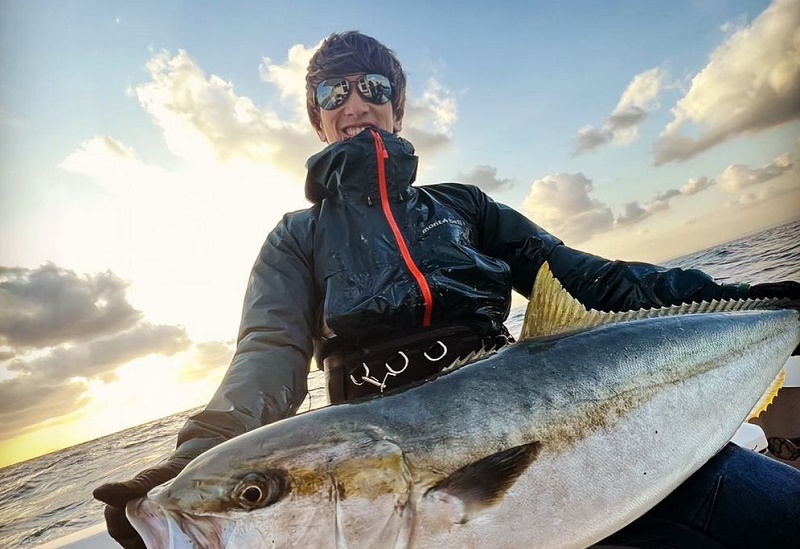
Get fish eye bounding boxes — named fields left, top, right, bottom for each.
left=241, top=485, right=263, bottom=504
left=232, top=472, right=287, bottom=510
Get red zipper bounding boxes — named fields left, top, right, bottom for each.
left=370, top=130, right=433, bottom=327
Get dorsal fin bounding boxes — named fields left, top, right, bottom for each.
left=521, top=261, right=786, bottom=340
left=521, top=262, right=788, bottom=416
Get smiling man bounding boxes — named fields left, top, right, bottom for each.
left=94, top=31, right=800, bottom=548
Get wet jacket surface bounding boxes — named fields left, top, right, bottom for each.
left=173, top=129, right=749, bottom=459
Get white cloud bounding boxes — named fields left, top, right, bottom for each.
left=522, top=173, right=614, bottom=243
left=135, top=50, right=318, bottom=177
left=69, top=47, right=459, bottom=187
left=522, top=171, right=720, bottom=242
left=180, top=340, right=235, bottom=382
left=725, top=180, right=800, bottom=208
left=575, top=68, right=666, bottom=154
left=60, top=136, right=167, bottom=188
left=680, top=176, right=715, bottom=195
left=719, top=153, right=795, bottom=192
left=617, top=176, right=718, bottom=225
left=402, top=77, right=458, bottom=155
left=456, top=165, right=514, bottom=192
left=260, top=42, right=321, bottom=120
left=654, top=0, right=800, bottom=164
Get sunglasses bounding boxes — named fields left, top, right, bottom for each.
left=315, top=74, right=392, bottom=111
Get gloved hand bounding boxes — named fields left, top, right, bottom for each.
left=93, top=457, right=191, bottom=549
left=749, top=281, right=800, bottom=356
left=748, top=280, right=800, bottom=302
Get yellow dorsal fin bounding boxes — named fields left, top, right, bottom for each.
left=747, top=368, right=786, bottom=419
left=521, top=261, right=786, bottom=340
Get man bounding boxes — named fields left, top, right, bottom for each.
left=95, top=31, right=800, bottom=548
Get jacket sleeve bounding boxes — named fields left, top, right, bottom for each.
left=470, top=186, right=750, bottom=313
left=171, top=212, right=318, bottom=460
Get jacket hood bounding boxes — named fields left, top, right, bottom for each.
left=304, top=129, right=419, bottom=204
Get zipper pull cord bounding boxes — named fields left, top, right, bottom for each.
left=370, top=129, right=434, bottom=327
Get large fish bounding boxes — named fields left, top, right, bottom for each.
left=127, top=264, right=800, bottom=548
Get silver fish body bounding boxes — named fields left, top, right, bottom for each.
left=128, top=306, right=800, bottom=549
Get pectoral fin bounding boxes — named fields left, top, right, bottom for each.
left=424, top=442, right=541, bottom=524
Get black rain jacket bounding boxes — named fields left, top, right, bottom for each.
left=172, top=129, right=749, bottom=459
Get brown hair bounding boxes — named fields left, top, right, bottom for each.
left=306, top=31, right=407, bottom=131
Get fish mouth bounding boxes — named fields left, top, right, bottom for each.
left=127, top=495, right=234, bottom=549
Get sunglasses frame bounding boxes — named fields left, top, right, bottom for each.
left=315, top=74, right=392, bottom=111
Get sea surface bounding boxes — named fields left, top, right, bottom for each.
left=2, top=218, right=799, bottom=548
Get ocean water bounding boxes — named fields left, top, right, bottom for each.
left=2, top=218, right=798, bottom=548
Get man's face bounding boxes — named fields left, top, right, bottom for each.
left=315, top=74, right=402, bottom=144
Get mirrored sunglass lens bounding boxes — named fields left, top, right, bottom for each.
left=317, top=79, right=350, bottom=110
left=358, top=74, right=392, bottom=104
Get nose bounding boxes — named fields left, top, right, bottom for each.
left=342, top=90, right=369, bottom=117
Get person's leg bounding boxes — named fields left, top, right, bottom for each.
left=598, top=443, right=800, bottom=548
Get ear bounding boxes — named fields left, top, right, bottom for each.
left=315, top=124, right=328, bottom=143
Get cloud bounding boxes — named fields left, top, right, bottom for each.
left=179, top=340, right=235, bottom=382
left=617, top=176, right=717, bottom=226
left=135, top=49, right=318, bottom=178
left=0, top=375, right=89, bottom=440
left=523, top=145, right=796, bottom=243
left=615, top=201, right=650, bottom=226
left=521, top=172, right=720, bottom=243
left=126, top=48, right=458, bottom=179
left=719, top=153, right=794, bottom=192
left=522, top=173, right=614, bottom=243
left=724, top=179, right=800, bottom=209
left=575, top=127, right=613, bottom=152
left=401, top=77, right=458, bottom=156
left=7, top=322, right=190, bottom=382
left=260, top=42, right=321, bottom=119
left=654, top=0, right=800, bottom=164
left=60, top=136, right=168, bottom=189
left=575, top=68, right=666, bottom=154
left=681, top=176, right=715, bottom=195
left=0, top=264, right=141, bottom=349
left=456, top=165, right=514, bottom=192
left=0, top=263, right=192, bottom=440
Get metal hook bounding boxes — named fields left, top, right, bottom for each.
left=385, top=351, right=410, bottom=375
left=361, top=376, right=385, bottom=389
left=350, top=363, right=370, bottom=386
left=424, top=340, right=447, bottom=362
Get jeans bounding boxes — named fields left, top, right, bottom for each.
left=596, top=443, right=800, bottom=548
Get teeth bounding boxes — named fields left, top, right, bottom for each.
left=343, top=126, right=367, bottom=137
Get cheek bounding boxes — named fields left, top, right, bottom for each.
left=318, top=112, right=340, bottom=141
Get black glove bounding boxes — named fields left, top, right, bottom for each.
left=749, top=281, right=800, bottom=356
left=93, top=457, right=191, bottom=549
left=102, top=506, right=146, bottom=549
left=748, top=280, right=800, bottom=302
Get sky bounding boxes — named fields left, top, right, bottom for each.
left=1, top=0, right=799, bottom=467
